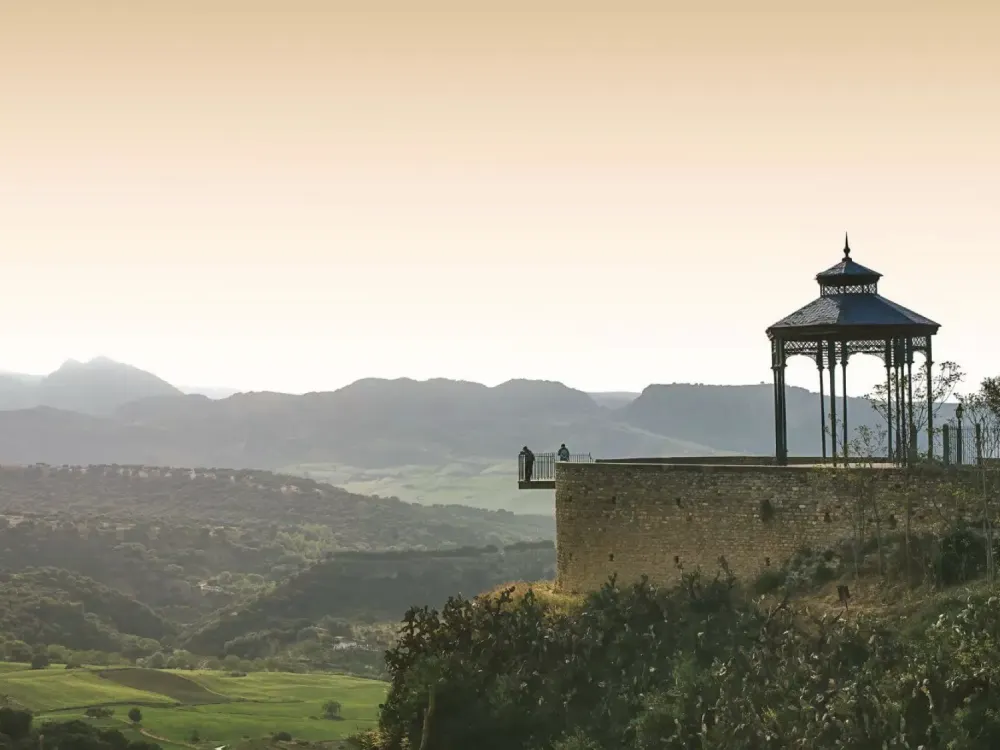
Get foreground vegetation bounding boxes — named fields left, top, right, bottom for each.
left=0, top=665, right=385, bottom=747
left=355, top=527, right=1000, bottom=749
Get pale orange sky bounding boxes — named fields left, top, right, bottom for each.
left=1, top=2, right=997, bottom=395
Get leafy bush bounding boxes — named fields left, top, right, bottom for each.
left=0, top=711, right=157, bottom=750
left=751, top=567, right=786, bottom=595
left=873, top=527, right=996, bottom=586
left=369, top=571, right=1000, bottom=749
left=934, top=525, right=990, bottom=584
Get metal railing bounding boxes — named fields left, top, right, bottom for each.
left=942, top=424, right=1000, bottom=466
left=518, top=452, right=593, bottom=483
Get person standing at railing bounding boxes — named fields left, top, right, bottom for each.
left=557, top=444, right=570, bottom=461
left=520, top=445, right=535, bottom=482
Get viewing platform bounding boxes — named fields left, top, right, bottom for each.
left=518, top=452, right=594, bottom=490
left=516, top=429, right=995, bottom=490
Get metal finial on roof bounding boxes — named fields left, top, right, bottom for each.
left=844, top=232, right=851, bottom=259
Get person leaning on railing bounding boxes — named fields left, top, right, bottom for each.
left=520, top=445, right=535, bottom=481
left=557, top=444, right=570, bottom=461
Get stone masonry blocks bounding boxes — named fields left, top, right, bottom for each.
left=554, top=461, right=984, bottom=593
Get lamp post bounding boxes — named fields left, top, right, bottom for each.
left=956, top=402, right=965, bottom=465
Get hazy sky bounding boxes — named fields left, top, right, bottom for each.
left=2, top=2, right=998, bottom=396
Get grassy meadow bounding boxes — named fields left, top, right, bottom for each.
left=0, top=666, right=386, bottom=748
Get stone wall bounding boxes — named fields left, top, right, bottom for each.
left=554, top=461, right=987, bottom=593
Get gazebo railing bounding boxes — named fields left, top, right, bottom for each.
left=518, top=452, right=593, bottom=483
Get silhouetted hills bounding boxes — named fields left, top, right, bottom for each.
left=0, top=359, right=905, bottom=469
left=0, top=357, right=181, bottom=415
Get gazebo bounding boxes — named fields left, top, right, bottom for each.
left=766, top=235, right=940, bottom=466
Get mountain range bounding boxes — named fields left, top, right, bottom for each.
left=0, top=357, right=914, bottom=470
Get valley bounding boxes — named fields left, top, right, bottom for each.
left=0, top=357, right=977, bottom=749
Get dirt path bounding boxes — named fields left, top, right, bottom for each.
left=114, top=718, right=198, bottom=749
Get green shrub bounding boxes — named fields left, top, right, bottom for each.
left=752, top=568, right=786, bottom=595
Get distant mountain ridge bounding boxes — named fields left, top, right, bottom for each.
left=0, top=357, right=181, bottom=415
left=0, top=358, right=902, bottom=469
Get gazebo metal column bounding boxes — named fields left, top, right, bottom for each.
left=841, top=343, right=849, bottom=460
left=817, top=352, right=827, bottom=459
left=885, top=341, right=894, bottom=462
left=772, top=338, right=788, bottom=464
left=925, top=336, right=934, bottom=460
left=906, top=338, right=916, bottom=460
left=896, top=339, right=907, bottom=465
left=828, top=340, right=838, bottom=464
left=887, top=337, right=919, bottom=467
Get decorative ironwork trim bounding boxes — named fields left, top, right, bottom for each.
left=819, top=283, right=879, bottom=296
left=778, top=336, right=934, bottom=367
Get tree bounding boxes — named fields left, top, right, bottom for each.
left=322, top=700, right=342, bottom=720
left=959, top=377, right=1000, bottom=458
left=128, top=707, right=142, bottom=725
left=978, top=376, right=1000, bottom=416
left=842, top=424, right=890, bottom=578
left=5, top=641, right=32, bottom=663
left=865, top=359, right=964, bottom=453
left=955, top=377, right=1000, bottom=582
left=30, top=652, right=50, bottom=670
left=552, top=731, right=603, bottom=750
left=0, top=707, right=32, bottom=741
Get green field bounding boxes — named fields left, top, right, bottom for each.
left=0, top=667, right=177, bottom=711
left=0, top=666, right=386, bottom=748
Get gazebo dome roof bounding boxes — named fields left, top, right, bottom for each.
left=766, top=234, right=940, bottom=340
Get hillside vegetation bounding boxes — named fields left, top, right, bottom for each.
left=0, top=459, right=559, bottom=677
left=0, top=567, right=173, bottom=653
left=0, top=486, right=555, bottom=675
left=0, top=464, right=552, bottom=539
left=182, top=542, right=556, bottom=659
